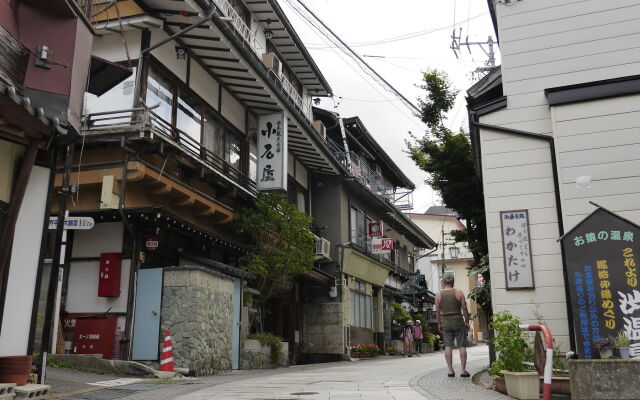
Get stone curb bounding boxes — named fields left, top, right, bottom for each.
left=48, top=355, right=156, bottom=377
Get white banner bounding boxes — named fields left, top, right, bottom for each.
left=500, top=209, right=534, bottom=289
left=371, top=237, right=393, bottom=254
left=257, top=112, right=287, bottom=191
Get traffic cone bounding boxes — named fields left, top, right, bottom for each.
left=159, top=330, right=174, bottom=374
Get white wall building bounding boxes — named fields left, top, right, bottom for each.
left=467, top=0, right=640, bottom=352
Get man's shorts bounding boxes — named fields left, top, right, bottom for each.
left=443, top=325, right=467, bottom=348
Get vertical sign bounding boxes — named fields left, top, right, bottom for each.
left=561, top=207, right=640, bottom=359
left=257, top=112, right=287, bottom=191
left=500, top=210, right=534, bottom=289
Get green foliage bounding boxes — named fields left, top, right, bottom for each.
left=488, top=311, right=530, bottom=376
left=248, top=333, right=284, bottom=365
left=613, top=331, right=630, bottom=348
left=467, top=256, right=491, bottom=309
left=350, top=344, right=379, bottom=353
left=391, top=303, right=411, bottom=324
left=236, top=192, right=316, bottom=302
left=407, top=69, right=489, bottom=311
left=424, top=330, right=437, bottom=346
left=417, top=70, right=459, bottom=129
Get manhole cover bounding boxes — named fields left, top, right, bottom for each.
left=290, top=392, right=319, bottom=396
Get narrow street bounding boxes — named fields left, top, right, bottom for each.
left=54, top=345, right=508, bottom=400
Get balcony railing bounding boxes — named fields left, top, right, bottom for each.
left=211, top=0, right=263, bottom=57
left=350, top=232, right=411, bottom=277
left=81, top=107, right=256, bottom=193
left=336, top=151, right=413, bottom=210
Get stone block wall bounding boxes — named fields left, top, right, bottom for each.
left=349, top=326, right=373, bottom=346
left=240, top=339, right=288, bottom=369
left=302, top=302, right=344, bottom=354
left=160, top=267, right=234, bottom=375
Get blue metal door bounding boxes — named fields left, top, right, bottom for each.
left=231, top=278, right=241, bottom=369
left=132, top=268, right=163, bottom=360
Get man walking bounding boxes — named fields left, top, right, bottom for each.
left=435, top=273, right=470, bottom=377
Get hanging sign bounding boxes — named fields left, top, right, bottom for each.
left=369, top=221, right=383, bottom=237
left=48, top=216, right=95, bottom=230
left=500, top=210, right=534, bottom=289
left=561, top=207, right=640, bottom=359
left=145, top=237, right=159, bottom=252
left=257, top=112, right=287, bottom=191
left=372, top=237, right=393, bottom=254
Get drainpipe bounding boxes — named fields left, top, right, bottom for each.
left=337, top=117, right=352, bottom=167
left=469, top=112, right=576, bottom=353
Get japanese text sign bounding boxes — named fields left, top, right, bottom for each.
left=500, top=210, right=534, bottom=289
left=561, top=207, right=640, bottom=359
left=257, top=112, right=287, bottom=191
left=372, top=237, right=393, bottom=254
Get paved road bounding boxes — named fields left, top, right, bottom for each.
left=54, top=345, right=509, bottom=400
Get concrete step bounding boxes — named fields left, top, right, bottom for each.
left=14, top=384, right=49, bottom=399
left=0, top=384, right=15, bottom=397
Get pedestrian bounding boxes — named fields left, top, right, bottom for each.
left=400, top=320, right=414, bottom=357
left=413, top=319, right=424, bottom=355
left=435, top=273, right=471, bottom=377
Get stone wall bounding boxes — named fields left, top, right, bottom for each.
left=240, top=339, right=288, bottom=369
left=302, top=302, right=344, bottom=354
left=160, top=267, right=234, bottom=375
left=349, top=326, right=373, bottom=346
left=569, top=359, right=640, bottom=400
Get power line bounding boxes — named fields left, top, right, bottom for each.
left=292, top=0, right=421, bottom=114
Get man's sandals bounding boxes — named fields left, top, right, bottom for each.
left=448, top=372, right=471, bottom=378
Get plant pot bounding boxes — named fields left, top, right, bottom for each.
left=539, top=376, right=571, bottom=395
left=598, top=349, right=613, bottom=359
left=0, top=355, right=32, bottom=386
left=501, top=370, right=539, bottom=400
left=619, top=346, right=630, bottom=359
left=351, top=352, right=375, bottom=358
left=493, top=376, right=507, bottom=395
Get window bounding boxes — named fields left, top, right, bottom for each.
left=204, top=111, right=225, bottom=159
left=349, top=279, right=372, bottom=329
left=225, top=133, right=242, bottom=170
left=176, top=90, right=202, bottom=143
left=84, top=67, right=136, bottom=119
left=146, top=67, right=174, bottom=129
left=249, top=141, right=257, bottom=182
left=287, top=176, right=308, bottom=214
left=350, top=207, right=367, bottom=250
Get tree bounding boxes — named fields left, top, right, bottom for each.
left=236, top=192, right=316, bottom=307
left=407, top=70, right=490, bottom=310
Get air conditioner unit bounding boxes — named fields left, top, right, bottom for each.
left=312, top=120, right=327, bottom=140
left=262, top=52, right=283, bottom=78
left=315, top=237, right=331, bottom=259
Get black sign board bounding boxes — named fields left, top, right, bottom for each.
left=561, top=207, right=640, bottom=359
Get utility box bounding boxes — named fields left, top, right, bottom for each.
left=98, top=253, right=121, bottom=297
left=72, top=316, right=117, bottom=359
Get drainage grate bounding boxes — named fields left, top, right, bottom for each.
left=290, top=392, right=319, bottom=396
left=65, top=389, right=138, bottom=400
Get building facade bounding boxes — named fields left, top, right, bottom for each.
left=467, top=0, right=640, bottom=353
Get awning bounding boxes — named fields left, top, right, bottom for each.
left=88, top=56, right=133, bottom=96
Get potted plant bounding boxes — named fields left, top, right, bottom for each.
left=423, top=331, right=436, bottom=353
left=593, top=338, right=614, bottom=359
left=613, top=331, right=631, bottom=359
left=488, top=311, right=538, bottom=400
left=350, top=344, right=379, bottom=358
left=386, top=346, right=396, bottom=356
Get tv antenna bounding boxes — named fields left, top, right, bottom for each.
left=450, top=27, right=496, bottom=79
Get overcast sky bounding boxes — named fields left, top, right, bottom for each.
left=279, top=0, right=498, bottom=213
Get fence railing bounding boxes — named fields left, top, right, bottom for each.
left=211, top=0, right=263, bottom=57
left=81, top=107, right=256, bottom=193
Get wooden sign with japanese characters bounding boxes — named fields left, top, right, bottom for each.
left=257, top=112, right=287, bottom=191
left=500, top=210, right=535, bottom=289
left=561, top=207, right=640, bottom=359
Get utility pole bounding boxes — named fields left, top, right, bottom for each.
left=441, top=224, right=446, bottom=277
left=450, top=27, right=496, bottom=79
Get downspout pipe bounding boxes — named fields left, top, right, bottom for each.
left=469, top=113, right=576, bottom=353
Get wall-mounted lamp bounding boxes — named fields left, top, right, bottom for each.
left=175, top=46, right=188, bottom=60
left=264, top=19, right=274, bottom=40
left=313, top=97, right=321, bottom=105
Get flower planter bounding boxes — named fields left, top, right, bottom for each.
left=421, top=343, right=434, bottom=353
left=598, top=349, right=613, bottom=359
left=619, top=347, right=630, bottom=359
left=501, top=370, right=539, bottom=400
left=350, top=352, right=375, bottom=358
left=493, top=376, right=507, bottom=395
left=539, top=376, right=571, bottom=395
left=0, top=356, right=32, bottom=386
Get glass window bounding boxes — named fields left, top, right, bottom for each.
left=249, top=141, right=257, bottom=182
left=146, top=67, right=174, bottom=128
left=204, top=112, right=225, bottom=159
left=176, top=91, right=202, bottom=143
left=84, top=67, right=136, bottom=119
left=349, top=287, right=373, bottom=329
left=226, top=133, right=242, bottom=170
left=365, top=295, right=372, bottom=329
left=350, top=291, right=356, bottom=325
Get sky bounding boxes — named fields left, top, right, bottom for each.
left=278, top=0, right=499, bottom=213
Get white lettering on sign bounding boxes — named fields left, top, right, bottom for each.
left=372, top=238, right=394, bottom=254
left=48, top=216, right=95, bottom=230
left=500, top=210, right=534, bottom=289
left=145, top=238, right=159, bottom=251
left=257, top=112, right=287, bottom=191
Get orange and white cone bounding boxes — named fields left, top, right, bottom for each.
left=157, top=330, right=175, bottom=377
